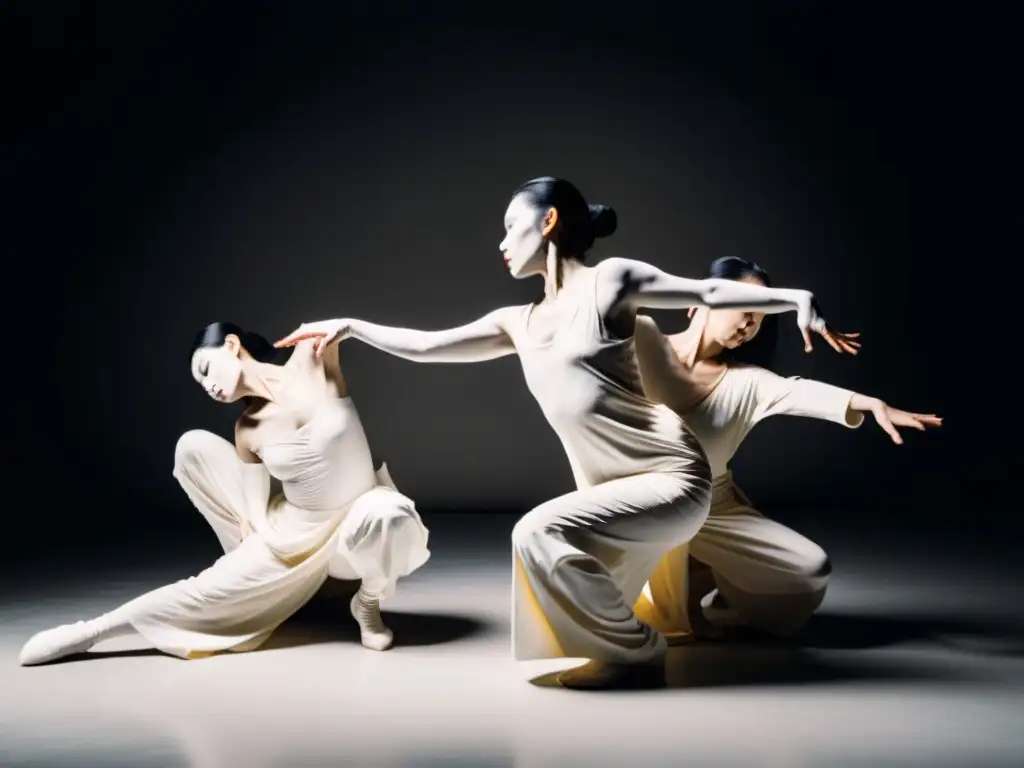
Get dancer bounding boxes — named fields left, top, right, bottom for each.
left=274, top=177, right=858, bottom=688
left=20, top=322, right=430, bottom=665
left=631, top=256, right=941, bottom=641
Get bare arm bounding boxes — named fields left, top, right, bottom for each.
left=599, top=257, right=810, bottom=315
left=275, top=308, right=517, bottom=363
left=597, top=257, right=859, bottom=354
left=232, top=419, right=270, bottom=538
left=234, top=419, right=263, bottom=464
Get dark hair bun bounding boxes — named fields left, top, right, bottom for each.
left=589, top=204, right=618, bottom=239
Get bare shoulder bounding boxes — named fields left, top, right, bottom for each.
left=593, top=256, right=653, bottom=286
left=592, top=257, right=653, bottom=311
left=633, top=313, right=661, bottom=333
left=287, top=338, right=318, bottom=366
left=485, top=305, right=520, bottom=324
left=477, top=305, right=522, bottom=335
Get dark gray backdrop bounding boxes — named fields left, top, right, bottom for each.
left=8, top=2, right=1011, bottom=558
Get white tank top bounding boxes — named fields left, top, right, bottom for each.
left=504, top=264, right=710, bottom=490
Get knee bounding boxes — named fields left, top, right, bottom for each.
left=174, top=430, right=224, bottom=472
left=372, top=499, right=416, bottom=530
left=358, top=491, right=421, bottom=538
left=795, top=542, right=832, bottom=582
left=511, top=507, right=555, bottom=556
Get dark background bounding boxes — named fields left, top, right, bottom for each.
left=6, top=2, right=1014, bottom=564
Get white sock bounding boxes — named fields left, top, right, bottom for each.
left=350, top=587, right=394, bottom=651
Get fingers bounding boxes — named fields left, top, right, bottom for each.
left=274, top=331, right=325, bottom=348
left=820, top=327, right=858, bottom=355
left=314, top=335, right=330, bottom=359
left=822, top=330, right=844, bottom=354
left=874, top=408, right=903, bottom=445
left=801, top=327, right=813, bottom=353
left=831, top=328, right=861, bottom=343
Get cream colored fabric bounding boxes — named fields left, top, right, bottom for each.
left=74, top=399, right=427, bottom=660
left=635, top=472, right=830, bottom=637
left=506, top=264, right=712, bottom=663
left=632, top=358, right=860, bottom=637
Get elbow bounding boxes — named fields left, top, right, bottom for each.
left=698, top=279, right=722, bottom=309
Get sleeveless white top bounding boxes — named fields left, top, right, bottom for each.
left=503, top=264, right=710, bottom=490
left=247, top=347, right=379, bottom=562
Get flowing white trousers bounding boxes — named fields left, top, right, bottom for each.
left=635, top=472, right=830, bottom=638
left=110, top=430, right=430, bottom=659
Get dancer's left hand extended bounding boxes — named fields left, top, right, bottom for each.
left=275, top=319, right=351, bottom=359
left=869, top=401, right=943, bottom=445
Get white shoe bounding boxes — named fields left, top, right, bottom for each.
left=19, top=621, right=98, bottom=666
left=350, top=590, right=394, bottom=651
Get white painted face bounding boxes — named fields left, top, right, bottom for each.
left=190, top=338, right=244, bottom=403
left=702, top=275, right=767, bottom=349
left=499, top=194, right=548, bottom=279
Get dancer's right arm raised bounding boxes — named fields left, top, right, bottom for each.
left=274, top=307, right=518, bottom=362
left=598, top=256, right=859, bottom=354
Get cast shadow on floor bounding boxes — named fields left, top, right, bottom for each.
left=260, top=578, right=493, bottom=649
left=798, top=611, right=1024, bottom=656
left=529, top=609, right=1024, bottom=692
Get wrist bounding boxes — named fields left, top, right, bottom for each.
left=781, top=288, right=809, bottom=311
left=849, top=393, right=882, bottom=412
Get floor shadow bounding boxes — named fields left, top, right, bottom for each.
left=662, top=643, right=972, bottom=690
left=529, top=642, right=981, bottom=693
left=798, top=611, right=1024, bottom=656
left=40, top=647, right=170, bottom=664
left=259, top=597, right=493, bottom=651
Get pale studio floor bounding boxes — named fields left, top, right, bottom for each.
left=2, top=513, right=1023, bottom=768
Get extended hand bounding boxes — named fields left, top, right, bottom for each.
left=795, top=292, right=861, bottom=355
left=870, top=401, right=943, bottom=445
left=274, top=319, right=351, bottom=359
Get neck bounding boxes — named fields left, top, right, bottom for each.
left=240, top=358, right=289, bottom=403
left=671, top=324, right=725, bottom=368
left=541, top=245, right=585, bottom=300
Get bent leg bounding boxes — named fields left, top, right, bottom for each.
left=689, top=505, right=831, bottom=636
left=173, top=429, right=270, bottom=553
left=334, top=479, right=431, bottom=650
left=633, top=541, right=702, bottom=641
left=20, top=528, right=333, bottom=666
left=512, top=470, right=709, bottom=668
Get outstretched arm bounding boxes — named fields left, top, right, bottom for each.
left=274, top=308, right=517, bottom=363
left=749, top=367, right=942, bottom=444
left=602, top=256, right=806, bottom=314
left=597, top=257, right=860, bottom=354
left=846, top=392, right=943, bottom=445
